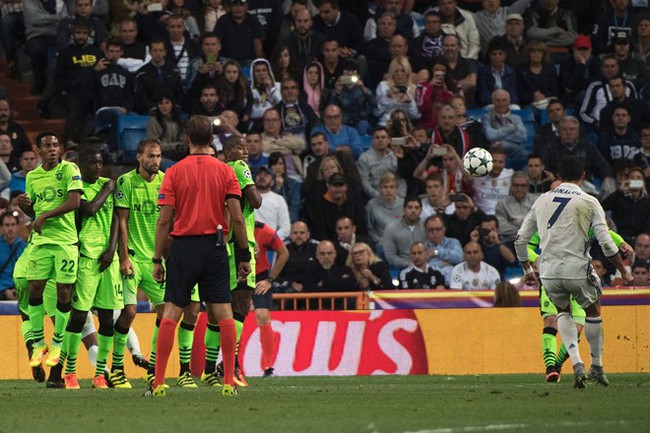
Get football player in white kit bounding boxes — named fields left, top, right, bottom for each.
left=514, top=156, right=633, bottom=389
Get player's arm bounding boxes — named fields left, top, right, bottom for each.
left=592, top=205, right=633, bottom=284
left=514, top=207, right=539, bottom=284
left=81, top=179, right=115, bottom=216
left=99, top=210, right=120, bottom=272
left=32, top=190, right=81, bottom=234
left=608, top=229, right=634, bottom=257
left=226, top=196, right=251, bottom=278
left=116, top=207, right=134, bottom=276
left=153, top=205, right=174, bottom=283
left=243, top=184, right=262, bottom=209
left=16, top=194, right=35, bottom=218
left=527, top=231, right=541, bottom=264
left=255, top=243, right=289, bottom=295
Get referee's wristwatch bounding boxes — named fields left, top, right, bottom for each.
left=152, top=258, right=163, bottom=264
left=267, top=276, right=275, bottom=284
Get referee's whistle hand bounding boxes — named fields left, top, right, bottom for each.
left=237, top=262, right=251, bottom=280
left=153, top=263, right=165, bottom=283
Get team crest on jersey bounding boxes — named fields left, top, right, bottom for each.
left=472, top=278, right=479, bottom=287
left=115, top=190, right=124, bottom=200
left=56, top=173, right=63, bottom=180
left=243, top=169, right=252, bottom=179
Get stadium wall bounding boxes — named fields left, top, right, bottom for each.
left=2, top=306, right=648, bottom=380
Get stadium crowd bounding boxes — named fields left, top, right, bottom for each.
left=1, top=0, right=650, bottom=300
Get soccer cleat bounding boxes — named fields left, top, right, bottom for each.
left=177, top=371, right=198, bottom=388
left=200, top=371, right=222, bottom=387
left=45, top=345, right=62, bottom=367
left=64, top=373, right=80, bottom=390
left=109, top=370, right=132, bottom=389
left=545, top=365, right=560, bottom=383
left=263, top=367, right=274, bottom=378
left=92, top=375, right=109, bottom=389
left=221, top=384, right=237, bottom=397
left=153, top=384, right=166, bottom=397
left=29, top=345, right=48, bottom=368
left=573, top=362, right=588, bottom=389
left=588, top=365, right=610, bottom=387
left=46, top=379, right=65, bottom=389
left=233, top=367, right=248, bottom=387
left=32, top=365, right=46, bottom=383
left=132, top=354, right=150, bottom=370
left=145, top=373, right=169, bottom=389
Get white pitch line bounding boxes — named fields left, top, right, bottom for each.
left=401, top=420, right=628, bottom=433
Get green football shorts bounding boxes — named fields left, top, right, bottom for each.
left=123, top=259, right=165, bottom=306
left=540, top=285, right=586, bottom=325
left=74, top=256, right=124, bottom=311
left=16, top=278, right=57, bottom=317
left=27, top=243, right=79, bottom=284
left=227, top=241, right=256, bottom=290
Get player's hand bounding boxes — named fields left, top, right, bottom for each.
left=103, top=179, right=116, bottom=193
left=619, top=242, right=634, bottom=259
left=98, top=249, right=115, bottom=272
left=255, top=279, right=272, bottom=295
left=237, top=261, right=251, bottom=280
left=32, top=215, right=46, bottom=234
left=621, top=272, right=634, bottom=286
left=153, top=263, right=165, bottom=283
left=522, top=272, right=538, bottom=286
left=16, top=193, right=31, bottom=209
left=120, top=258, right=135, bottom=278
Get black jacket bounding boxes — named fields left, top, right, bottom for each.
left=134, top=61, right=184, bottom=114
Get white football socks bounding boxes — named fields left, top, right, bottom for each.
left=557, top=312, right=582, bottom=366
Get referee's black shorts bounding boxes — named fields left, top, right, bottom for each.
left=165, top=235, right=231, bottom=307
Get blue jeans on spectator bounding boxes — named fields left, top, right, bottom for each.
left=0, top=12, right=25, bottom=63
left=26, top=35, right=55, bottom=93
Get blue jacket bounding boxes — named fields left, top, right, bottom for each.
left=477, top=63, right=518, bottom=106
left=310, top=124, right=364, bottom=159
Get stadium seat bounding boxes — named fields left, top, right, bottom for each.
left=466, top=108, right=487, bottom=120
left=116, top=114, right=149, bottom=163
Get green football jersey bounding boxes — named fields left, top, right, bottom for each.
left=114, top=169, right=164, bottom=260
left=227, top=160, right=256, bottom=242
left=26, top=160, right=83, bottom=246
left=79, top=177, right=114, bottom=259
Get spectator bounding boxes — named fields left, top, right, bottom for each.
left=476, top=215, right=516, bottom=278
left=312, top=0, right=363, bottom=58
left=163, top=13, right=200, bottom=86
left=388, top=34, right=429, bottom=83
left=446, top=193, right=486, bottom=246
left=408, top=10, right=444, bottom=70
left=55, top=0, right=107, bottom=53
left=283, top=8, right=325, bottom=72
left=580, top=55, right=637, bottom=132
left=472, top=148, right=514, bottom=215
left=245, top=0, right=285, bottom=56
left=477, top=37, right=519, bottom=107
left=432, top=104, right=472, bottom=157
left=254, top=166, right=292, bottom=240
left=346, top=242, right=394, bottom=290
left=168, top=0, right=200, bottom=39
left=261, top=108, right=306, bottom=178
left=632, top=12, right=650, bottom=73
left=495, top=171, right=536, bottom=246
left=450, top=95, right=487, bottom=148
left=420, top=172, right=455, bottom=220
left=54, top=18, right=102, bottom=143
left=302, top=61, right=330, bottom=117
left=526, top=0, right=578, bottom=61
left=1, top=0, right=25, bottom=79
left=438, top=0, right=480, bottom=60
left=367, top=172, right=404, bottom=250
left=271, top=43, right=300, bottom=83
left=365, top=0, right=418, bottom=41
left=0, top=212, right=26, bottom=300
left=146, top=95, right=186, bottom=162
left=632, top=232, right=650, bottom=266
left=599, top=75, right=650, bottom=134
left=598, top=105, right=641, bottom=167
left=218, top=60, right=253, bottom=124
left=306, top=172, right=367, bottom=241
left=274, top=76, right=319, bottom=139
left=592, top=0, right=635, bottom=55
left=416, top=58, right=458, bottom=130
left=501, top=14, right=527, bottom=67
left=133, top=0, right=173, bottom=44
left=357, top=126, right=405, bottom=200
left=526, top=154, right=554, bottom=196
left=321, top=39, right=344, bottom=89
left=382, top=196, right=426, bottom=269
left=116, top=18, right=151, bottom=74
left=442, top=33, right=478, bottom=107
left=631, top=261, right=650, bottom=286
left=423, top=214, right=464, bottom=285
left=134, top=39, right=184, bottom=114
left=310, top=105, right=364, bottom=159
left=599, top=159, right=633, bottom=201
left=246, top=132, right=269, bottom=169
left=493, top=281, right=520, bottom=306
left=334, top=217, right=372, bottom=266
left=186, top=33, right=224, bottom=102
left=481, top=90, right=527, bottom=159
left=189, top=84, right=224, bottom=116
left=375, top=56, right=421, bottom=126
left=533, top=98, right=564, bottom=155
left=517, top=39, right=559, bottom=107
left=214, top=0, right=264, bottom=64
left=0, top=100, right=30, bottom=165
left=302, top=240, right=357, bottom=308
left=362, top=12, right=396, bottom=90
left=633, top=125, right=650, bottom=190
left=7, top=150, right=38, bottom=195
left=415, top=143, right=473, bottom=197
left=0, top=134, right=18, bottom=173
left=330, top=60, right=374, bottom=136
left=450, top=241, right=501, bottom=290
left=473, top=0, right=532, bottom=55
left=541, top=116, right=610, bottom=181
left=560, top=34, right=600, bottom=108
left=248, top=58, right=282, bottom=128
left=399, top=241, right=447, bottom=289
left=212, top=110, right=243, bottom=151
left=201, top=0, right=227, bottom=33
left=277, top=0, right=309, bottom=47
left=269, top=151, right=302, bottom=222
left=612, top=32, right=649, bottom=91
left=276, top=220, right=318, bottom=293
left=602, top=166, right=650, bottom=244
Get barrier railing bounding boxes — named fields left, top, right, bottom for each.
left=273, top=292, right=369, bottom=310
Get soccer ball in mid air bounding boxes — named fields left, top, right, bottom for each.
left=463, top=147, right=493, bottom=178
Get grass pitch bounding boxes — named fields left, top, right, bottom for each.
left=3, top=374, right=649, bottom=433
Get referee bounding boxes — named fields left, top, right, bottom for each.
left=149, top=115, right=251, bottom=397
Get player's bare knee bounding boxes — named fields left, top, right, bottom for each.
left=67, top=309, right=87, bottom=333
left=118, top=305, right=137, bottom=326
left=28, top=280, right=46, bottom=298
left=584, top=302, right=601, bottom=317
left=255, top=308, right=270, bottom=325
left=543, top=315, right=557, bottom=328
left=55, top=283, right=73, bottom=303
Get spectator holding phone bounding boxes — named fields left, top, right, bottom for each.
left=375, top=56, right=421, bottom=126
left=601, top=166, right=650, bottom=245
left=416, top=59, right=458, bottom=130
